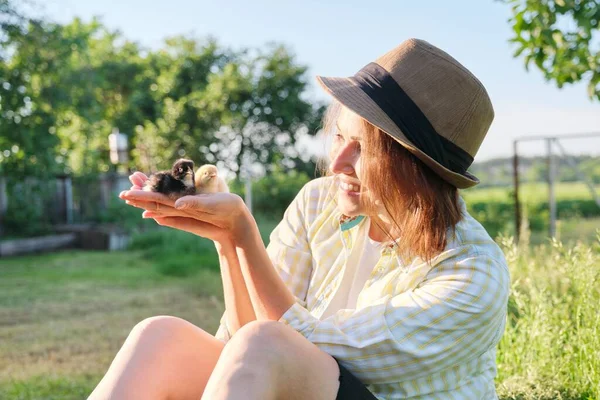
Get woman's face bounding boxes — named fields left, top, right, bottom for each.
left=329, top=106, right=373, bottom=217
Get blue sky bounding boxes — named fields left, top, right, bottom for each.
left=42, top=0, right=600, bottom=161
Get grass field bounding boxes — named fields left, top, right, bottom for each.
left=0, top=217, right=598, bottom=399
left=0, top=250, right=224, bottom=399
left=461, top=182, right=600, bottom=204
left=461, top=182, right=600, bottom=245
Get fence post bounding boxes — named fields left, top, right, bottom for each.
left=547, top=138, right=557, bottom=238
left=99, top=174, right=111, bottom=210
left=0, top=177, right=6, bottom=235
left=64, top=176, right=73, bottom=224
left=512, top=140, right=521, bottom=242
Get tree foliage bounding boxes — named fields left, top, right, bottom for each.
left=0, top=6, right=324, bottom=179
left=501, top=0, right=600, bottom=100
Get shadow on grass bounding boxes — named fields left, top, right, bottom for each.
left=0, top=375, right=98, bottom=400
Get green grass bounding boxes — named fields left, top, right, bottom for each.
left=495, top=235, right=600, bottom=399
left=461, top=182, right=600, bottom=242
left=0, top=249, right=225, bottom=399
left=0, top=216, right=598, bottom=399
left=462, top=182, right=600, bottom=204
left=0, top=214, right=281, bottom=399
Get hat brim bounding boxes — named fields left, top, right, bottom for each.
left=316, top=75, right=480, bottom=189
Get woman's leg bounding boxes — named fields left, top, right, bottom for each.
left=88, top=316, right=225, bottom=400
left=202, top=320, right=341, bottom=400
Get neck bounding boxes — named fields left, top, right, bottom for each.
left=368, top=215, right=398, bottom=243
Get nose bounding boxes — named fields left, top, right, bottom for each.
left=329, top=143, right=358, bottom=175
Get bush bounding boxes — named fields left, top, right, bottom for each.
left=127, top=214, right=281, bottom=277
left=128, top=228, right=219, bottom=277
left=96, top=196, right=155, bottom=234
left=2, top=178, right=56, bottom=238
left=229, top=169, right=311, bottom=221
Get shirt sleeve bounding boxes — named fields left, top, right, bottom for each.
left=214, top=311, right=231, bottom=343
left=278, top=253, right=510, bottom=384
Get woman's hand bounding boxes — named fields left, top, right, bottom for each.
left=120, top=172, right=253, bottom=245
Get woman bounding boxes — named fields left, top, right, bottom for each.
left=91, top=38, right=510, bottom=399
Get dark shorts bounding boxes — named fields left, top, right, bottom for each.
left=335, top=358, right=378, bottom=400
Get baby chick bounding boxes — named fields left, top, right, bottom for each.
left=143, top=158, right=197, bottom=199
left=195, top=164, right=229, bottom=194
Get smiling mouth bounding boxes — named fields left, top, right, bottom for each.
left=339, top=181, right=360, bottom=193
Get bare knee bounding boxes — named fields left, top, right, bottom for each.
left=228, top=321, right=288, bottom=354
left=132, top=315, right=188, bottom=334
left=213, top=321, right=339, bottom=400
left=208, top=321, right=287, bottom=396
left=126, top=316, right=196, bottom=354
left=219, top=320, right=293, bottom=374
left=130, top=315, right=185, bottom=337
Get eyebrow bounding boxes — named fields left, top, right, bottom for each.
left=336, top=122, right=363, bottom=141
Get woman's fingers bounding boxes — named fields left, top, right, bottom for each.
left=134, top=171, right=149, bottom=180
left=120, top=189, right=175, bottom=207
left=174, top=195, right=208, bottom=210
left=125, top=197, right=213, bottom=222
left=126, top=200, right=177, bottom=213
left=174, top=192, right=241, bottom=212
left=129, top=172, right=148, bottom=188
left=142, top=208, right=185, bottom=218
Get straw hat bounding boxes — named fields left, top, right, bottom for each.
left=317, top=38, right=494, bottom=188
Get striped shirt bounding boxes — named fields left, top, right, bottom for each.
left=216, top=176, right=510, bottom=399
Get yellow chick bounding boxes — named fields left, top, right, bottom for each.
left=194, top=164, right=229, bottom=194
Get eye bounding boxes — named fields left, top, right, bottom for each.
left=178, top=167, right=183, bottom=173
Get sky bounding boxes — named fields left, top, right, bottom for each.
left=40, top=0, right=600, bottom=162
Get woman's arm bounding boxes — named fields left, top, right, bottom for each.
left=121, top=172, right=258, bottom=337
left=214, top=239, right=257, bottom=335
left=234, top=212, right=296, bottom=321
left=120, top=172, right=305, bottom=326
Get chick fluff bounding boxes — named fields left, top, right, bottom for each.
left=143, top=158, right=197, bottom=199
left=194, top=164, right=229, bottom=194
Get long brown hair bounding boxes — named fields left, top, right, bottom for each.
left=317, top=101, right=462, bottom=263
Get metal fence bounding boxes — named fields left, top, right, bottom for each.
left=513, top=132, right=600, bottom=240
left=0, top=174, right=131, bottom=237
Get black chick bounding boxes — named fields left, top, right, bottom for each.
left=143, top=159, right=197, bottom=199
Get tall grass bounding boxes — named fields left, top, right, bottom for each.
left=496, top=233, right=600, bottom=399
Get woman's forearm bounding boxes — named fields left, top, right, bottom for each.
left=234, top=213, right=296, bottom=321
left=214, top=239, right=256, bottom=335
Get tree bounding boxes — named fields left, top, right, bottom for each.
left=132, top=39, right=325, bottom=177
left=198, top=43, right=325, bottom=177
left=501, top=0, right=600, bottom=100
left=1, top=17, right=151, bottom=176
left=2, top=14, right=324, bottom=179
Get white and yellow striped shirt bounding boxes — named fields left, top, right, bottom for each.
left=216, top=176, right=510, bottom=399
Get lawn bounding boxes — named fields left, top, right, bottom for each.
left=0, top=220, right=598, bottom=399
left=0, top=250, right=225, bottom=399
